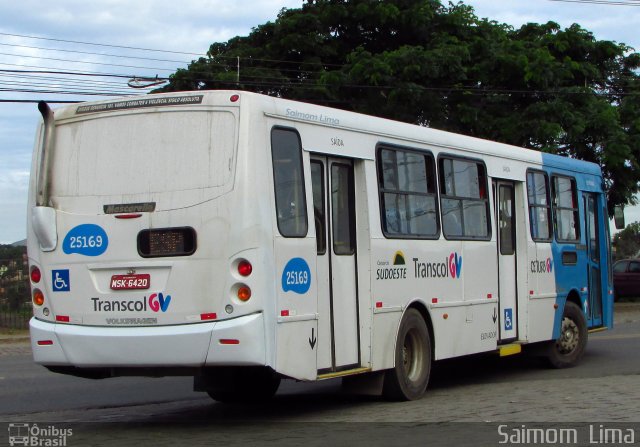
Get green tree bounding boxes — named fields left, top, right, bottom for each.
left=0, top=245, right=29, bottom=311
left=612, top=222, right=640, bottom=260
left=158, top=0, right=640, bottom=212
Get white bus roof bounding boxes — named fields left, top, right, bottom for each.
left=49, top=90, right=602, bottom=177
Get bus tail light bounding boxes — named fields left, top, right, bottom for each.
left=30, top=266, right=42, bottom=283
left=115, top=213, right=142, bottom=219
left=238, top=260, right=252, bottom=277
left=33, top=289, right=45, bottom=306
left=237, top=286, right=251, bottom=302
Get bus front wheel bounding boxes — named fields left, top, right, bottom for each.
left=383, top=308, right=431, bottom=401
left=546, top=301, right=588, bottom=368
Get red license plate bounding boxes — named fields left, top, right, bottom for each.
left=110, top=274, right=150, bottom=290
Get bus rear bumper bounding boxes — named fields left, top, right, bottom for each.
left=29, top=313, right=266, bottom=369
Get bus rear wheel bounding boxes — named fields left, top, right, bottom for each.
left=203, top=367, right=281, bottom=403
left=383, top=308, right=431, bottom=401
left=546, top=301, right=588, bottom=368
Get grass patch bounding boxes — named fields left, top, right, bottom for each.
left=0, top=327, right=29, bottom=336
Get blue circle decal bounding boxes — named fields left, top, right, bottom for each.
left=282, top=258, right=311, bottom=294
left=63, top=224, right=109, bottom=256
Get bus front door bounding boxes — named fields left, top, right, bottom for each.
left=584, top=193, right=603, bottom=327
left=311, top=156, right=360, bottom=374
left=494, top=180, right=518, bottom=342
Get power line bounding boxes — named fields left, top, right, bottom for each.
left=0, top=42, right=193, bottom=65
left=0, top=26, right=636, bottom=103
left=0, top=67, right=161, bottom=80
left=547, top=0, right=640, bottom=5
left=0, top=67, right=159, bottom=97
left=0, top=87, right=141, bottom=96
left=0, top=51, right=636, bottom=98
left=0, top=71, right=635, bottom=100
left=0, top=51, right=177, bottom=72
left=3, top=27, right=633, bottom=91
left=0, top=31, right=205, bottom=56
left=2, top=54, right=637, bottom=91
left=0, top=72, right=147, bottom=89
left=0, top=32, right=344, bottom=68
left=0, top=99, right=80, bottom=103
left=0, top=79, right=150, bottom=96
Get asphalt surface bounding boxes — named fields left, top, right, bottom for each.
left=0, top=303, right=638, bottom=446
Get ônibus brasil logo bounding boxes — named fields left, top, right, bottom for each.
left=91, top=292, right=172, bottom=312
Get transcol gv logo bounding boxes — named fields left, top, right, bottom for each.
left=91, top=292, right=172, bottom=312
left=413, top=252, right=462, bottom=279
left=149, top=293, right=171, bottom=312
left=449, top=252, right=462, bottom=279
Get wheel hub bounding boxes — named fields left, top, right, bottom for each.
left=556, top=316, right=579, bottom=354
left=403, top=329, right=424, bottom=380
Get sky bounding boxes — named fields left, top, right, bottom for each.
left=1, top=0, right=639, bottom=244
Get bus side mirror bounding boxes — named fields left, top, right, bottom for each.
left=614, top=205, right=626, bottom=230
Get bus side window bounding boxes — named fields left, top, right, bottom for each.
left=551, top=175, right=580, bottom=243
left=271, top=128, right=308, bottom=238
left=439, top=156, right=490, bottom=240
left=377, top=146, right=438, bottom=239
left=310, top=161, right=326, bottom=254
left=526, top=170, right=552, bottom=242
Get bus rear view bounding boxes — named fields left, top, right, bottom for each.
left=27, top=92, right=281, bottom=399
left=28, top=90, right=612, bottom=403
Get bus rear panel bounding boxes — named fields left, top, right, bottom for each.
left=28, top=92, right=273, bottom=374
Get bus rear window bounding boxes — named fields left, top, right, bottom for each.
left=51, top=111, right=236, bottom=199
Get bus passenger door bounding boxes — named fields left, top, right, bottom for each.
left=584, top=193, right=603, bottom=327
left=494, top=180, right=518, bottom=342
left=311, top=156, right=360, bottom=374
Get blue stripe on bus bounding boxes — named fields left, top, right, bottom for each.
left=540, top=152, right=604, bottom=339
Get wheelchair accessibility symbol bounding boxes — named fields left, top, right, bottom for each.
left=504, top=308, right=513, bottom=331
left=52, top=270, right=70, bottom=292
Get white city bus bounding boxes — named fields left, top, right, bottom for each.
left=27, top=91, right=613, bottom=401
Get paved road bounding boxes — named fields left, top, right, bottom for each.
left=1, top=307, right=639, bottom=446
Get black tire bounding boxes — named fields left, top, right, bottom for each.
left=546, top=301, right=588, bottom=368
left=383, top=308, right=432, bottom=401
left=204, top=367, right=281, bottom=403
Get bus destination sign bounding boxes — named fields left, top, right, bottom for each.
left=76, top=95, right=204, bottom=114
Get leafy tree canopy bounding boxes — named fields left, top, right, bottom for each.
left=0, top=244, right=24, bottom=260
left=612, top=221, right=640, bottom=260
left=158, top=0, right=640, bottom=212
